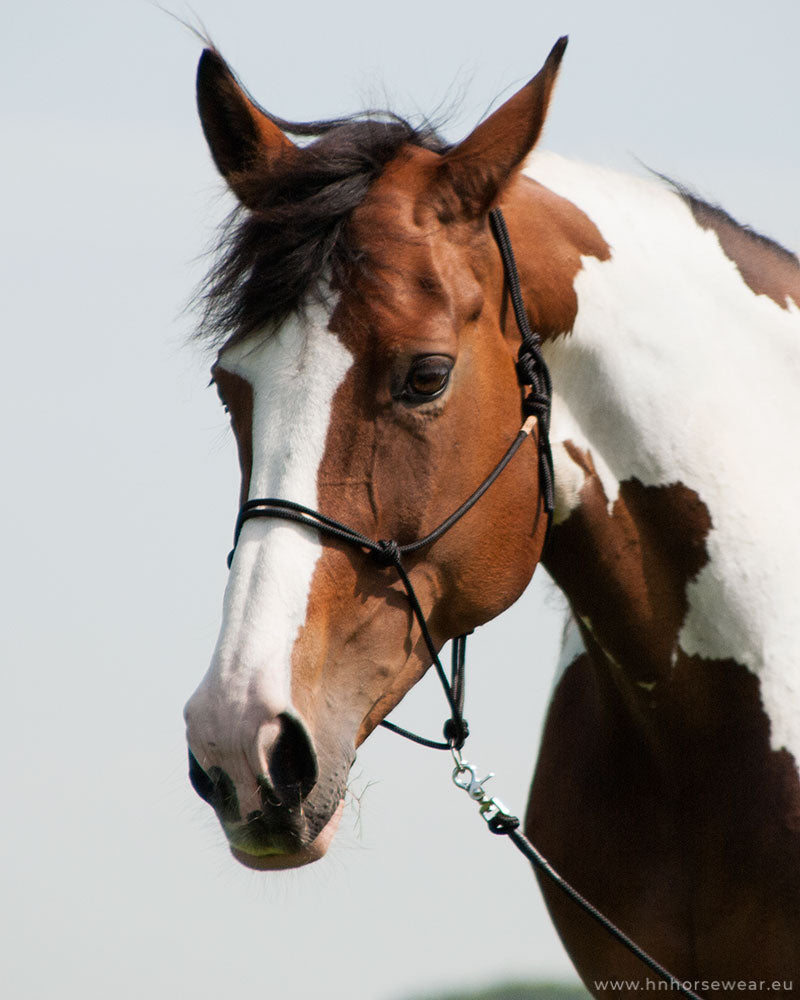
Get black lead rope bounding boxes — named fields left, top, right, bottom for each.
left=502, top=824, right=704, bottom=1000
left=222, top=207, right=702, bottom=1000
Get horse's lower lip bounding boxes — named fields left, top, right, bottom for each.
left=229, top=800, right=345, bottom=871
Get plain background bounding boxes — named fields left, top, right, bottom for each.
left=3, top=2, right=798, bottom=999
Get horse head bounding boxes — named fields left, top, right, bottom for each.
left=184, top=39, right=566, bottom=869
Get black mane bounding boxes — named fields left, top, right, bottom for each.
left=197, top=112, right=448, bottom=348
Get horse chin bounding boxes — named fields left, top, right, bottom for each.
left=228, top=799, right=345, bottom=871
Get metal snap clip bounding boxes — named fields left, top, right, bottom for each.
left=451, top=760, right=495, bottom=801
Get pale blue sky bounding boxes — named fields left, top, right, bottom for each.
left=3, top=2, right=798, bottom=999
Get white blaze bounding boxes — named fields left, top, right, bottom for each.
left=188, top=301, right=353, bottom=793
left=526, top=151, right=800, bottom=768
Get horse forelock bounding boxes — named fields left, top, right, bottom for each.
left=195, top=113, right=448, bottom=351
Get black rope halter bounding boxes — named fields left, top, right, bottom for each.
left=228, top=410, right=544, bottom=750
left=226, top=207, right=554, bottom=750
left=220, top=207, right=704, bottom=1000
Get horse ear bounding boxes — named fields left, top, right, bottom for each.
left=438, top=37, right=568, bottom=219
left=196, top=48, right=297, bottom=208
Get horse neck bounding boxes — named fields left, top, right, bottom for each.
left=510, top=152, right=800, bottom=766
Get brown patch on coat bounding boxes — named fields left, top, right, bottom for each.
left=681, top=191, right=800, bottom=311
left=545, top=444, right=712, bottom=687
left=529, top=642, right=800, bottom=990
left=499, top=176, right=612, bottom=339
left=528, top=644, right=696, bottom=987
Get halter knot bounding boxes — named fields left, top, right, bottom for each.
left=516, top=348, right=546, bottom=391
left=521, top=391, right=549, bottom=419
left=375, top=539, right=402, bottom=566
left=443, top=717, right=470, bottom=750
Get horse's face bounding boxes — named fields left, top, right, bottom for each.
left=184, top=42, right=566, bottom=868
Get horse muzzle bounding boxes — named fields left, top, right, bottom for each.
left=186, top=710, right=350, bottom=869
left=228, top=800, right=346, bottom=870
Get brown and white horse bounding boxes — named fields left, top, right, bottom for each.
left=183, top=38, right=800, bottom=996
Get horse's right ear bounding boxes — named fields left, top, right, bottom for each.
left=436, top=37, right=568, bottom=220
left=196, top=49, right=297, bottom=208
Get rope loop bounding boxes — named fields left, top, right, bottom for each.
left=517, top=357, right=546, bottom=391
left=487, top=812, right=521, bottom=835
left=516, top=351, right=551, bottom=417
left=521, top=391, right=550, bottom=420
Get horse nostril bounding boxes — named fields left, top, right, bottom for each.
left=187, top=751, right=240, bottom=822
left=265, top=712, right=319, bottom=805
left=188, top=749, right=214, bottom=803
left=187, top=715, right=317, bottom=817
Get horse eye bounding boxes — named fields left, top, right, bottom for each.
left=403, top=356, right=453, bottom=402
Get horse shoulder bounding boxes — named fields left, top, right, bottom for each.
left=527, top=620, right=695, bottom=987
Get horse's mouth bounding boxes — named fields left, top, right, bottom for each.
left=228, top=799, right=345, bottom=870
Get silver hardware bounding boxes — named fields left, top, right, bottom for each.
left=450, top=751, right=512, bottom=825
left=452, top=760, right=495, bottom=800
left=478, top=795, right=512, bottom=826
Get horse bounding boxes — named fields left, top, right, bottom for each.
left=183, top=37, right=800, bottom=996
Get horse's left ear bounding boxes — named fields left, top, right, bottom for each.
left=196, top=48, right=298, bottom=208
left=438, top=36, right=567, bottom=219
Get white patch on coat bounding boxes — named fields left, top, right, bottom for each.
left=550, top=615, right=586, bottom=698
left=549, top=391, right=620, bottom=523
left=550, top=440, right=586, bottom=525
left=184, top=301, right=353, bottom=809
left=525, top=151, right=800, bottom=768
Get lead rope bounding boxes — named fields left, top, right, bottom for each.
left=223, top=208, right=703, bottom=999
left=448, top=745, right=703, bottom=1000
